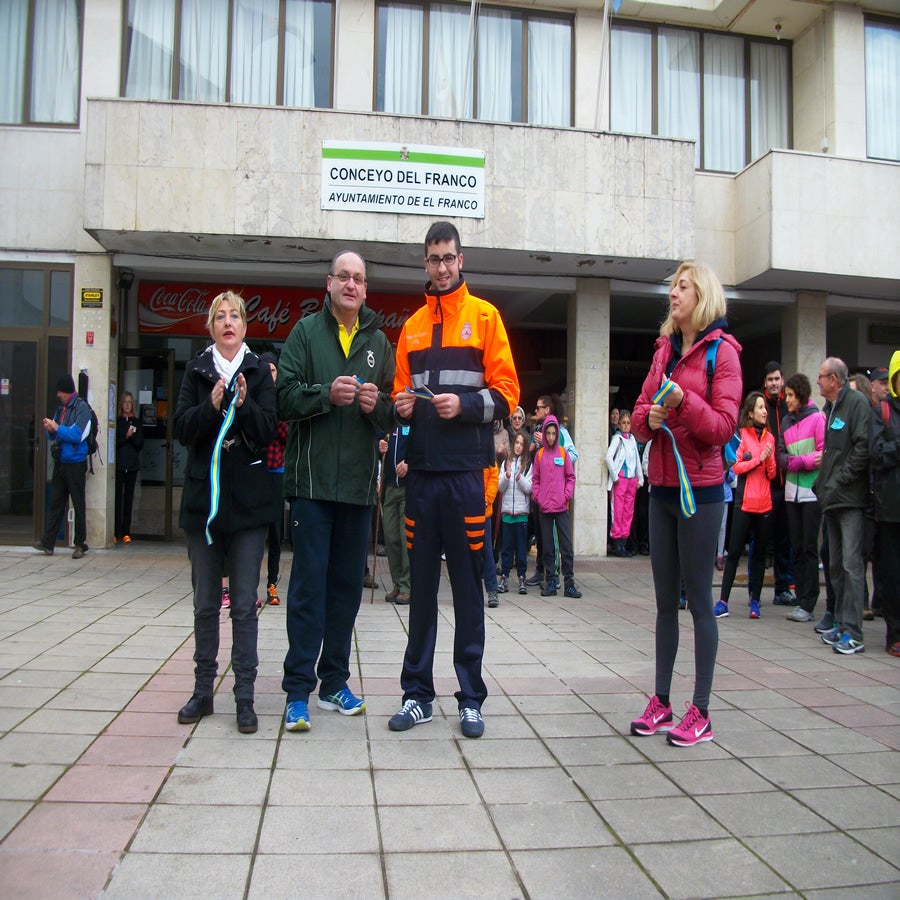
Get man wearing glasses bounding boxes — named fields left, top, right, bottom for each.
left=277, top=250, right=396, bottom=732
left=814, top=357, right=871, bottom=656
left=390, top=221, right=519, bottom=739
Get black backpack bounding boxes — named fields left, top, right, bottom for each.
left=83, top=399, right=102, bottom=474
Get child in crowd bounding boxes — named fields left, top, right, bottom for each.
left=531, top=416, right=581, bottom=598
left=715, top=391, right=775, bottom=619
left=606, top=409, right=644, bottom=557
left=498, top=432, right=533, bottom=595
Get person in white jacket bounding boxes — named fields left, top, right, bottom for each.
left=498, top=433, right=533, bottom=594
left=606, top=410, right=644, bottom=557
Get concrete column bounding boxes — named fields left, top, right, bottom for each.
left=73, top=255, right=114, bottom=549
left=782, top=291, right=827, bottom=386
left=826, top=4, right=867, bottom=158
left=568, top=279, right=610, bottom=557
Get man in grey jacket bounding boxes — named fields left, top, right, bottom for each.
left=814, top=357, right=870, bottom=655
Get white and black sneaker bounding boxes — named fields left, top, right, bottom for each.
left=388, top=698, right=433, bottom=731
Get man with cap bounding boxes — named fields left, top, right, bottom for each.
left=871, top=367, right=890, bottom=403
left=34, top=374, right=92, bottom=559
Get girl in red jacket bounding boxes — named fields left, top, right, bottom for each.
left=630, top=262, right=742, bottom=748
left=715, top=391, right=776, bottom=620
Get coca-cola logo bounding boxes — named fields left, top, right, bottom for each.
left=148, top=286, right=212, bottom=316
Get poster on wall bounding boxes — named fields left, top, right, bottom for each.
left=137, top=282, right=417, bottom=345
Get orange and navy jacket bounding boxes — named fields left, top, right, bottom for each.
left=394, top=278, right=519, bottom=472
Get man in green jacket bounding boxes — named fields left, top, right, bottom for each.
left=277, top=250, right=395, bottom=731
left=814, top=356, right=870, bottom=655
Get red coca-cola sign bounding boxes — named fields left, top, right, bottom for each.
left=138, top=281, right=419, bottom=345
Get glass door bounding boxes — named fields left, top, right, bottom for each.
left=0, top=340, right=39, bottom=544
left=119, top=350, right=175, bottom=540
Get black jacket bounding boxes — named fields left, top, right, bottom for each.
left=870, top=396, right=900, bottom=523
left=813, top=383, right=870, bottom=512
left=174, top=347, right=277, bottom=533
left=116, top=415, right=144, bottom=471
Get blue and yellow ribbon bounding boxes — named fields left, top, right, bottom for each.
left=206, top=374, right=241, bottom=544
left=652, top=379, right=696, bottom=519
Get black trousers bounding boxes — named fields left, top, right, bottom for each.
left=786, top=501, right=821, bottom=613
left=402, top=470, right=487, bottom=709
left=42, top=460, right=86, bottom=548
left=266, top=472, right=284, bottom=585
left=875, top=522, right=900, bottom=648
left=114, top=468, right=139, bottom=538
left=720, top=508, right=770, bottom=605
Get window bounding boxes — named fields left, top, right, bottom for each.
left=0, top=267, right=72, bottom=328
left=0, top=0, right=82, bottom=126
left=376, top=1, right=572, bottom=127
left=123, top=0, right=333, bottom=108
left=865, top=18, right=900, bottom=162
left=610, top=22, right=791, bottom=172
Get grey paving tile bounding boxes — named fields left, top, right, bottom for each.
left=0, top=685, right=61, bottom=708
left=633, top=838, right=791, bottom=898
left=826, top=751, right=900, bottom=786
left=258, top=805, right=379, bottom=854
left=103, top=852, right=250, bottom=900
left=714, top=728, right=809, bottom=758
left=471, top=767, right=586, bottom=804
left=0, top=762, right=66, bottom=800
left=657, top=758, right=775, bottom=795
left=0, top=799, right=32, bottom=840
left=374, top=768, right=478, bottom=806
left=0, top=669, right=79, bottom=689
left=270, top=768, right=376, bottom=806
left=790, top=786, right=900, bottom=830
left=787, top=727, right=891, bottom=755
left=157, top=766, right=271, bottom=806
left=569, top=762, right=683, bottom=800
left=130, top=803, right=262, bottom=853
left=489, top=800, right=616, bottom=849
left=745, top=832, right=899, bottom=890
left=12, top=708, right=117, bottom=735
left=379, top=803, right=500, bottom=852
left=512, top=846, right=661, bottom=899
left=747, top=707, right=837, bottom=730
left=0, top=707, right=29, bottom=732
left=369, top=737, right=464, bottom=770
left=744, top=755, right=865, bottom=790
left=713, top=689, right=802, bottom=709
left=459, top=736, right=557, bottom=768
left=595, top=795, right=729, bottom=844
left=695, top=791, right=832, bottom=836
left=849, top=826, right=900, bottom=865
left=249, top=853, right=385, bottom=900
left=175, top=736, right=277, bottom=769
left=44, top=686, right=138, bottom=711
left=544, top=735, right=645, bottom=766
left=384, top=850, right=519, bottom=900
left=627, top=732, right=732, bottom=761
left=805, top=886, right=900, bottom=900
left=0, top=731, right=94, bottom=765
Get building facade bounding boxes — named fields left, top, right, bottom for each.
left=1, top=0, right=898, bottom=553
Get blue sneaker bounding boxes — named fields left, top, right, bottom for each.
left=833, top=633, right=865, bottom=655
left=459, top=706, right=484, bottom=738
left=820, top=627, right=843, bottom=646
left=713, top=601, right=729, bottom=618
left=749, top=600, right=761, bottom=619
left=317, top=687, right=366, bottom=716
left=388, top=698, right=432, bottom=731
left=284, top=700, right=310, bottom=731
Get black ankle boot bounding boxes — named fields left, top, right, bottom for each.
left=177, top=693, right=214, bottom=724
left=236, top=699, right=258, bottom=734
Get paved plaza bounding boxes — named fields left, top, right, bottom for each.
left=0, top=542, right=897, bottom=899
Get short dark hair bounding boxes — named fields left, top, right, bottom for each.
left=424, top=221, right=461, bottom=255
left=763, top=361, right=783, bottom=378
left=784, top=373, right=811, bottom=405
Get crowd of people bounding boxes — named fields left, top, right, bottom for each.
left=36, top=229, right=896, bottom=747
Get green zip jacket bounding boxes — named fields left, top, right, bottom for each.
left=277, top=295, right=395, bottom=505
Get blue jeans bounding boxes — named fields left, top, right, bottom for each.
left=282, top=498, right=370, bottom=702
left=500, top=520, right=528, bottom=578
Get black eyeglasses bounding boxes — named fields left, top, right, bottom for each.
left=426, top=253, right=458, bottom=268
left=333, top=272, right=366, bottom=285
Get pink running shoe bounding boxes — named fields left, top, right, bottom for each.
left=666, top=702, right=713, bottom=747
left=630, top=695, right=673, bottom=736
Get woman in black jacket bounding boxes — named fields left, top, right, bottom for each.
left=173, top=291, right=277, bottom=734
left=114, top=392, right=144, bottom=544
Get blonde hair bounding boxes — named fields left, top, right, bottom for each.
left=660, top=263, right=727, bottom=337
left=206, top=290, right=247, bottom=333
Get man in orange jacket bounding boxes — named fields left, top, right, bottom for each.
left=388, top=221, right=519, bottom=739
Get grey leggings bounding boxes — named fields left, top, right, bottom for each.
left=649, top=496, right=722, bottom=710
